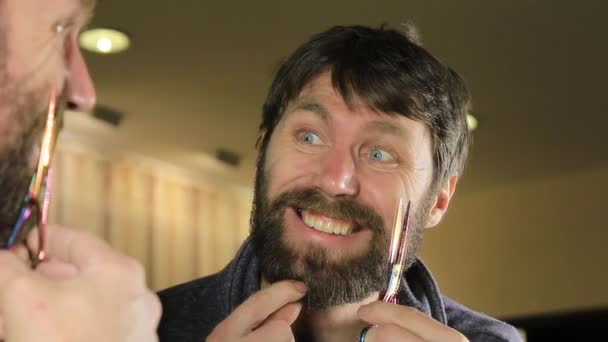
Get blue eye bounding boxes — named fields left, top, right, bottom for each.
left=299, top=131, right=322, bottom=145
left=368, top=149, right=394, bottom=162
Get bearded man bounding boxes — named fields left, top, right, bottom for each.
left=158, top=25, right=521, bottom=342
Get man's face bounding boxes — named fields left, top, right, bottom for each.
left=251, top=72, right=437, bottom=310
left=0, top=0, right=95, bottom=232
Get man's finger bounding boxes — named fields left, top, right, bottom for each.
left=358, top=302, right=466, bottom=341
left=38, top=225, right=116, bottom=269
left=25, top=227, right=40, bottom=254
left=246, top=319, right=295, bottom=342
left=9, top=244, right=30, bottom=263
left=264, top=302, right=302, bottom=326
left=223, top=280, right=306, bottom=335
left=0, top=252, right=30, bottom=291
left=364, top=323, right=424, bottom=342
left=35, top=260, right=79, bottom=279
left=0, top=252, right=37, bottom=321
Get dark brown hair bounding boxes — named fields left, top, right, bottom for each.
left=258, top=24, right=471, bottom=189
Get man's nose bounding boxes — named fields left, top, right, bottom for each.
left=65, top=45, right=96, bottom=111
left=317, top=147, right=360, bottom=198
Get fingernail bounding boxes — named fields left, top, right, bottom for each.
left=293, top=281, right=307, bottom=293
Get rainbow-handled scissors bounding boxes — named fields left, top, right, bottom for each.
left=380, top=197, right=412, bottom=304
left=359, top=198, right=411, bottom=342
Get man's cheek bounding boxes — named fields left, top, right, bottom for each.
left=282, top=157, right=322, bottom=190
left=266, top=162, right=304, bottom=197
left=27, top=144, right=40, bottom=168
left=0, top=104, right=21, bottom=151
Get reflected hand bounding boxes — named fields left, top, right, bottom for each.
left=0, top=225, right=161, bottom=342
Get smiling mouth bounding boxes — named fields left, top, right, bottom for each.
left=295, top=207, right=360, bottom=236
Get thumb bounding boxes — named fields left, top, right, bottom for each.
left=36, top=260, right=79, bottom=280
left=264, top=302, right=302, bottom=326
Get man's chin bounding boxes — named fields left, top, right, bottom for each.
left=284, top=239, right=369, bottom=269
left=251, top=186, right=390, bottom=310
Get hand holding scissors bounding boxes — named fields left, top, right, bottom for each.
left=357, top=198, right=468, bottom=342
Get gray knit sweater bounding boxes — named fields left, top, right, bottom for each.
left=158, top=239, right=522, bottom=342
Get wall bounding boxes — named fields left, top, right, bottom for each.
left=420, top=166, right=608, bottom=318
left=48, top=141, right=253, bottom=291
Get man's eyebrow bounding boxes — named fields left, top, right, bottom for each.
left=366, top=120, right=407, bottom=138
left=287, top=97, right=329, bottom=122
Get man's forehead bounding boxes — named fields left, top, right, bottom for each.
left=52, top=0, right=96, bottom=16
left=293, top=72, right=380, bottom=113
left=15, top=0, right=94, bottom=8
left=80, top=0, right=96, bottom=11
left=72, top=0, right=96, bottom=19
left=10, top=0, right=96, bottom=21
left=286, top=95, right=413, bottom=137
left=59, top=0, right=96, bottom=9
left=61, top=0, right=96, bottom=28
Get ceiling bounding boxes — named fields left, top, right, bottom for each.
left=69, top=0, right=608, bottom=192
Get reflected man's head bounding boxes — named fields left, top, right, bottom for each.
left=250, top=25, right=471, bottom=310
left=0, top=0, right=97, bottom=242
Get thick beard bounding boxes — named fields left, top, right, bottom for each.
left=250, top=142, right=431, bottom=311
left=0, top=73, right=47, bottom=245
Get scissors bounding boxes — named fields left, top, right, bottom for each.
left=359, top=198, right=412, bottom=342
left=380, top=197, right=412, bottom=304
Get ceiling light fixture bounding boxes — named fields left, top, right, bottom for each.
left=80, top=28, right=130, bottom=54
left=466, top=113, right=479, bottom=131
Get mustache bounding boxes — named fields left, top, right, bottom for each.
left=269, top=188, right=386, bottom=234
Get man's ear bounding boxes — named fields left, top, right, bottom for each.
left=425, top=175, right=459, bottom=228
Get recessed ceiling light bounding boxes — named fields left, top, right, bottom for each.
left=80, top=28, right=130, bottom=54
left=466, top=113, right=479, bottom=131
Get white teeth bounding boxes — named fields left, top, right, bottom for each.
left=321, top=222, right=329, bottom=233
left=303, top=214, right=315, bottom=228
left=330, top=224, right=338, bottom=234
left=300, top=210, right=352, bottom=235
left=333, top=224, right=342, bottom=235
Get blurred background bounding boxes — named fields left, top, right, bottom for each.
left=49, top=0, right=607, bottom=339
